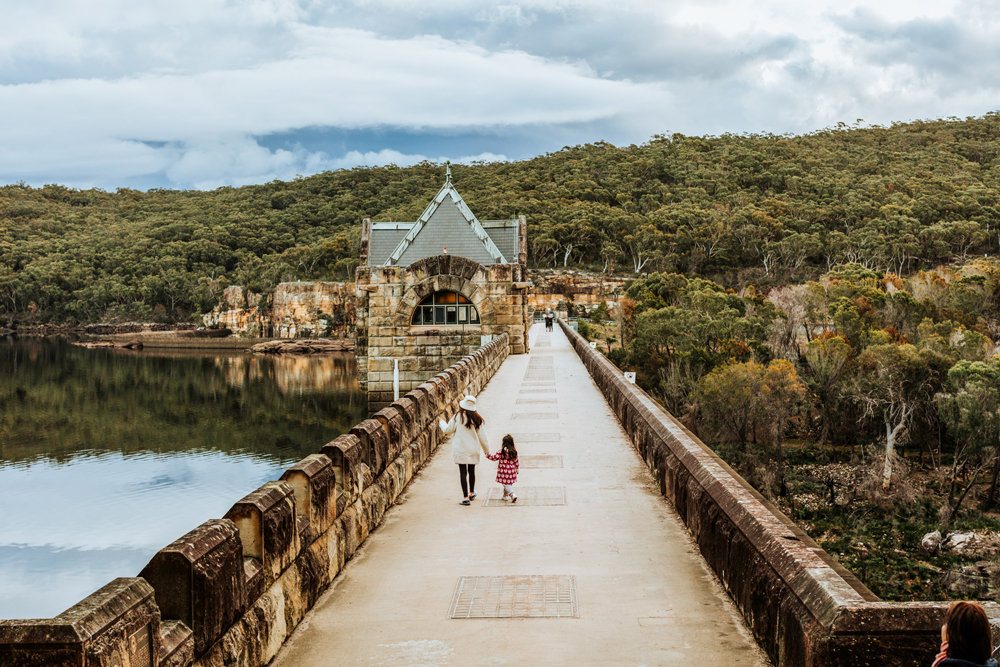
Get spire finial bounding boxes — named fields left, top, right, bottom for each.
left=445, top=160, right=451, bottom=183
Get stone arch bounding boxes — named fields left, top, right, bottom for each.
left=394, top=275, right=493, bottom=328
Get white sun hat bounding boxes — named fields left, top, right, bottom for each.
left=459, top=395, right=477, bottom=411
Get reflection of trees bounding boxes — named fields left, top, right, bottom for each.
left=0, top=339, right=365, bottom=465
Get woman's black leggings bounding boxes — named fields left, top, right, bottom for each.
left=459, top=464, right=476, bottom=497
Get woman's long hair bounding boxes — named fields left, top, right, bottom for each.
left=460, top=409, right=484, bottom=430
left=946, top=601, right=992, bottom=663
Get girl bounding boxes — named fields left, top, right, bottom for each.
left=932, top=601, right=997, bottom=667
left=439, top=395, right=490, bottom=505
left=486, top=434, right=519, bottom=502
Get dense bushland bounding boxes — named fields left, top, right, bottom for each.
left=3, top=113, right=1000, bottom=323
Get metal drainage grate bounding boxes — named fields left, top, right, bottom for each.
left=511, top=413, right=558, bottom=420
left=521, top=382, right=556, bottom=387
left=516, top=398, right=557, bottom=404
left=523, top=372, right=555, bottom=381
left=519, top=455, right=563, bottom=468
left=449, top=575, right=578, bottom=619
left=535, top=341, right=552, bottom=347
left=508, top=432, right=561, bottom=442
left=519, top=388, right=557, bottom=394
left=482, top=486, right=566, bottom=506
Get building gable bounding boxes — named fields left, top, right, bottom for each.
left=382, top=181, right=508, bottom=266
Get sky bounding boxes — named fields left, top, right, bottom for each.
left=1, top=0, right=998, bottom=191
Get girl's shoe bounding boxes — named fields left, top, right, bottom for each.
left=468, top=491, right=477, bottom=500
left=511, top=496, right=517, bottom=503
left=460, top=498, right=471, bottom=505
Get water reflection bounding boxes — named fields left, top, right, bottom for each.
left=0, top=338, right=365, bottom=619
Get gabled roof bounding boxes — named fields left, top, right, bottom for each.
left=381, top=179, right=508, bottom=266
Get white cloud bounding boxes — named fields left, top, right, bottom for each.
left=0, top=0, right=998, bottom=188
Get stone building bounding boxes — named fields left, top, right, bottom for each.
left=355, top=167, right=530, bottom=412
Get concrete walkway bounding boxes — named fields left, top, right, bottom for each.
left=272, top=323, right=769, bottom=666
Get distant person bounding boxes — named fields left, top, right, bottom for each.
left=545, top=313, right=553, bottom=331
left=439, top=395, right=490, bottom=506
left=932, top=601, right=998, bottom=667
left=486, top=434, right=519, bottom=502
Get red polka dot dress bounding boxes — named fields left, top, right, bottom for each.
left=486, top=451, right=519, bottom=485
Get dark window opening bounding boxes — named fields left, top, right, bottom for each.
left=412, top=292, right=480, bottom=326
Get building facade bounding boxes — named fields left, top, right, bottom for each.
left=355, top=169, right=530, bottom=412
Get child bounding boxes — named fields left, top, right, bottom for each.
left=487, top=434, right=519, bottom=502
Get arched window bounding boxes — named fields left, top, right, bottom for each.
left=411, top=291, right=480, bottom=326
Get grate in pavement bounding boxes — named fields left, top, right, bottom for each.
left=521, top=382, right=556, bottom=387
left=519, top=388, right=556, bottom=393
left=511, top=413, right=558, bottom=420
left=449, top=575, right=578, bottom=619
left=482, top=486, right=567, bottom=506
left=535, top=341, right=552, bottom=347
left=516, top=398, right=557, bottom=404
left=519, top=455, right=563, bottom=468
left=523, top=371, right=555, bottom=381
left=508, top=433, right=560, bottom=442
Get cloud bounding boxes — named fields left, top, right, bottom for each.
left=1, top=0, right=998, bottom=189
left=0, top=24, right=671, bottom=188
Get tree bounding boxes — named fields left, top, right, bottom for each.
left=851, top=344, right=946, bottom=491
left=695, top=359, right=806, bottom=494
left=935, top=358, right=1000, bottom=533
left=803, top=333, right=854, bottom=446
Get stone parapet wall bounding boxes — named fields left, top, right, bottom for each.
left=356, top=255, right=529, bottom=412
left=0, top=334, right=510, bottom=667
left=203, top=283, right=355, bottom=338
left=559, top=319, right=1000, bottom=667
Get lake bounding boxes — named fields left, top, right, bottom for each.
left=0, top=337, right=365, bottom=619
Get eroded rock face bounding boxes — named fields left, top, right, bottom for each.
left=203, top=283, right=355, bottom=338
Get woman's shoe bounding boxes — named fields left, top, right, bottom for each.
left=460, top=498, right=471, bottom=506
left=468, top=491, right=477, bottom=500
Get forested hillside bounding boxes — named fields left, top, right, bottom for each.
left=2, top=114, right=1000, bottom=323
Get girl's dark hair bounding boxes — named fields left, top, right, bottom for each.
left=461, top=409, right=484, bottom=430
left=501, top=434, right=517, bottom=460
left=946, top=601, right=992, bottom=663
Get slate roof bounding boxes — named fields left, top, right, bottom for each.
left=367, top=179, right=519, bottom=267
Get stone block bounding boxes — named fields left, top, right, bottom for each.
left=450, top=256, right=469, bottom=277
left=224, top=482, right=300, bottom=589
left=372, top=406, right=404, bottom=460
left=280, top=454, right=337, bottom=539
left=139, top=520, right=245, bottom=655
left=350, top=419, right=390, bottom=477
left=398, top=356, right=418, bottom=372
left=321, top=434, right=363, bottom=506
left=0, top=578, right=161, bottom=667
left=368, top=357, right=393, bottom=372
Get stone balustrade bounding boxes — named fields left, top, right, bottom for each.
left=558, top=318, right=1000, bottom=667
left=0, top=334, right=510, bottom=667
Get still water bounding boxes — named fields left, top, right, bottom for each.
left=0, top=338, right=365, bottom=619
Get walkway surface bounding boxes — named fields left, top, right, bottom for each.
left=272, top=323, right=769, bottom=666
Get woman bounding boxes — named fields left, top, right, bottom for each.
left=932, top=601, right=998, bottom=667
left=439, top=395, right=490, bottom=505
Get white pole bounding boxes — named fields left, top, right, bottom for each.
left=393, top=358, right=400, bottom=401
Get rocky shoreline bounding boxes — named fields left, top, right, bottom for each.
left=2, top=322, right=197, bottom=336
left=249, top=339, right=355, bottom=354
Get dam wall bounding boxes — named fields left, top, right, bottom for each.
left=558, top=319, right=1000, bottom=667
left=0, top=334, right=510, bottom=667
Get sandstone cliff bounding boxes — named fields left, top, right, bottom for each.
left=204, top=282, right=355, bottom=338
